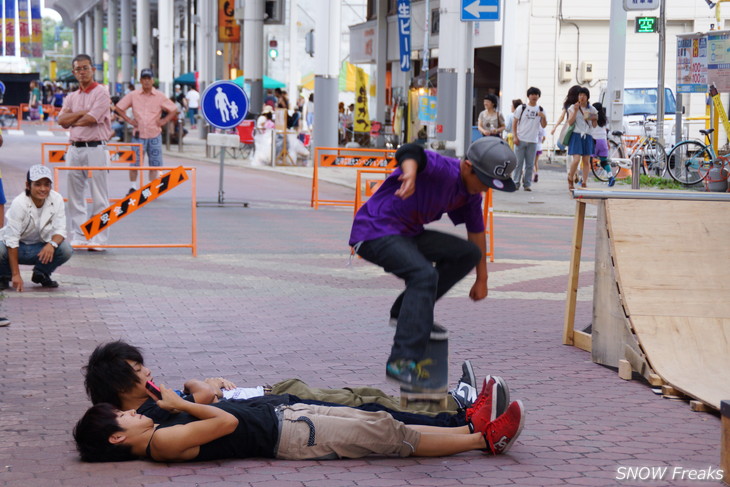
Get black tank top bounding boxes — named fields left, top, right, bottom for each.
left=145, top=401, right=279, bottom=461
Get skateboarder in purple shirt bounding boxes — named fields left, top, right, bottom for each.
left=349, top=137, right=517, bottom=391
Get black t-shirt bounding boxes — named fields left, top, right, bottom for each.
left=145, top=399, right=282, bottom=460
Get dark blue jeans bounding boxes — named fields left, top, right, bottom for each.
left=0, top=241, right=73, bottom=278
left=356, top=230, right=482, bottom=363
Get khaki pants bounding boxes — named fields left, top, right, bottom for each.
left=275, top=404, right=420, bottom=460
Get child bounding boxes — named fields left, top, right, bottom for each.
left=591, top=102, right=615, bottom=187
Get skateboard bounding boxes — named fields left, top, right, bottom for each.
left=399, top=337, right=449, bottom=408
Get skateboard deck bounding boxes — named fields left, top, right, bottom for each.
left=399, top=337, right=449, bottom=394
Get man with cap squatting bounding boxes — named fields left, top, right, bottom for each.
left=349, top=137, right=517, bottom=392
left=0, top=165, right=73, bottom=292
left=114, top=69, right=179, bottom=195
left=57, top=53, right=113, bottom=251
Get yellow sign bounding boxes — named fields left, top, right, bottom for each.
left=218, top=0, right=240, bottom=43
left=354, top=67, right=371, bottom=132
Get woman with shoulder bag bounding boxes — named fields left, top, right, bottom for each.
left=566, top=87, right=598, bottom=190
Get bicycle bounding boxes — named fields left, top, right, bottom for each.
left=591, top=117, right=668, bottom=182
left=666, top=128, right=728, bottom=186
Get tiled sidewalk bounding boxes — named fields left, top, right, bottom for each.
left=0, top=142, right=722, bottom=487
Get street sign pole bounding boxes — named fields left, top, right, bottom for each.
left=197, top=80, right=250, bottom=207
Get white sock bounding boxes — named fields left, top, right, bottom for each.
left=130, top=181, right=139, bottom=189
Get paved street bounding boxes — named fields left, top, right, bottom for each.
left=0, top=130, right=722, bottom=487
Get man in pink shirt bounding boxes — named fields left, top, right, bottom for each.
left=114, top=69, right=178, bottom=195
left=57, top=54, right=113, bottom=251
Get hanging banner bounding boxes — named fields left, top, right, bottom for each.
left=707, top=30, right=730, bottom=93
left=217, top=0, right=240, bottom=43
left=354, top=67, right=371, bottom=132
left=677, top=34, right=707, bottom=94
left=5, top=0, right=16, bottom=56
left=397, top=0, right=411, bottom=72
left=30, top=0, right=41, bottom=57
left=18, top=0, right=30, bottom=57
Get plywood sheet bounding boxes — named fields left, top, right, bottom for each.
left=605, top=199, right=730, bottom=409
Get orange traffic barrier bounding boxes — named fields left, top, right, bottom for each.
left=482, top=188, right=494, bottom=262
left=353, top=169, right=495, bottom=262
left=0, top=105, right=20, bottom=127
left=18, top=103, right=64, bottom=129
left=41, top=142, right=147, bottom=202
left=353, top=168, right=394, bottom=216
left=311, top=146, right=397, bottom=209
left=51, top=165, right=198, bottom=256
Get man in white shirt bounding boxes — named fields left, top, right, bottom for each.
left=185, top=87, right=200, bottom=128
left=0, top=165, right=73, bottom=291
left=512, top=87, right=547, bottom=191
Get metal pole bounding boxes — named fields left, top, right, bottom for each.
left=218, top=149, right=226, bottom=204
left=656, top=0, right=666, bottom=149
left=422, top=0, right=430, bottom=89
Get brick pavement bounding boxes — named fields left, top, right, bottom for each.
left=0, top=132, right=723, bottom=487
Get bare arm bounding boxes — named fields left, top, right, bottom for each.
left=8, top=247, right=23, bottom=292
left=551, top=110, right=566, bottom=134
left=395, top=158, right=418, bottom=200
left=57, top=109, right=88, bottom=128
left=467, top=230, right=487, bottom=301
left=183, top=379, right=220, bottom=404
left=149, top=385, right=239, bottom=462
left=158, top=108, right=179, bottom=127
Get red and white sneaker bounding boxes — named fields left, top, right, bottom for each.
left=477, top=400, right=525, bottom=455
left=466, top=375, right=510, bottom=429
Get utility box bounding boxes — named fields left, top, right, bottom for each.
left=581, top=62, right=594, bottom=83
left=559, top=61, right=572, bottom=83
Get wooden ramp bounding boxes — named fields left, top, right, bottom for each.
left=601, top=199, right=730, bottom=410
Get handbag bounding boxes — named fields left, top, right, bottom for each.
left=561, top=123, right=575, bottom=146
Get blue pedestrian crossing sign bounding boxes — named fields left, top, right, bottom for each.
left=461, top=0, right=500, bottom=21
left=200, top=80, right=249, bottom=130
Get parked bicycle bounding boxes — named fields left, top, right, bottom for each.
left=666, top=128, right=728, bottom=186
left=591, top=120, right=667, bottom=182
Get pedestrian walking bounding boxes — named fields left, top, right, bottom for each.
left=566, top=87, right=598, bottom=190
left=512, top=87, right=547, bottom=191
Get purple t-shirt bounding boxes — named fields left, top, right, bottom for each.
left=349, top=150, right=485, bottom=246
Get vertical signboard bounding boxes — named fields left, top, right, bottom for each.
left=5, top=0, right=16, bottom=56
left=397, top=0, right=411, bottom=72
left=677, top=34, right=707, bottom=94
left=217, top=0, right=240, bottom=43
left=707, top=30, right=730, bottom=93
left=30, top=0, right=41, bottom=57
left=354, top=67, right=371, bottom=132
left=18, top=0, right=29, bottom=57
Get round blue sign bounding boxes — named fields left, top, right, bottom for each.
left=0, top=81, right=5, bottom=95
left=200, top=80, right=249, bottom=130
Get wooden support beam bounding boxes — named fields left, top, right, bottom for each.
left=689, top=400, right=710, bottom=412
left=573, top=330, right=592, bottom=352
left=722, top=400, right=729, bottom=486
left=618, top=359, right=632, bottom=380
left=648, top=374, right=664, bottom=387
left=563, top=200, right=586, bottom=346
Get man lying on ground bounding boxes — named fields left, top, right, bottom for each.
left=74, top=384, right=525, bottom=462
left=83, top=340, right=510, bottom=428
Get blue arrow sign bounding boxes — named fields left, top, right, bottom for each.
left=200, top=80, right=249, bottom=130
left=461, top=0, right=500, bottom=21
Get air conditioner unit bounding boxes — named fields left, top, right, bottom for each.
left=580, top=62, right=594, bottom=82
left=559, top=61, right=572, bottom=83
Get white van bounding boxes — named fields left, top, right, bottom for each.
left=599, top=84, right=676, bottom=142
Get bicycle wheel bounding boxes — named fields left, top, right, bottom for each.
left=667, top=140, right=709, bottom=185
left=591, top=140, right=622, bottom=182
left=639, top=138, right=667, bottom=177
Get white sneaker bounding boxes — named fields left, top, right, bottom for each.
left=449, top=381, right=478, bottom=409
left=0, top=317, right=10, bottom=327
